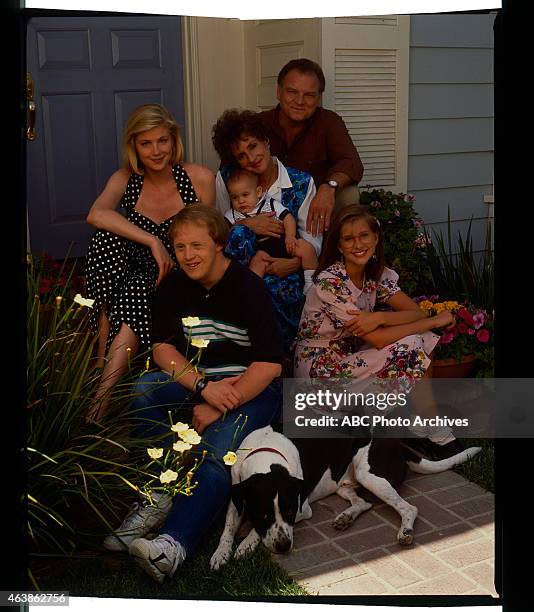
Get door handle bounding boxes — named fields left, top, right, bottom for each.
left=26, top=72, right=36, bottom=141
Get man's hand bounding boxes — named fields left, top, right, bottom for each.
left=192, top=403, right=222, bottom=434
left=240, top=212, right=284, bottom=238
left=306, top=185, right=336, bottom=237
left=264, top=256, right=300, bottom=278
left=201, top=376, right=242, bottom=412
left=344, top=310, right=383, bottom=336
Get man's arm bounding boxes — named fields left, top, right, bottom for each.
left=306, top=111, right=364, bottom=236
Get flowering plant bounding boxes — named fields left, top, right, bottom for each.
left=359, top=188, right=432, bottom=296
left=416, top=296, right=493, bottom=365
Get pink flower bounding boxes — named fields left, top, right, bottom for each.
left=371, top=200, right=381, bottom=208
left=439, top=331, right=455, bottom=345
left=473, top=312, right=486, bottom=329
left=394, top=209, right=400, bottom=217
left=468, top=328, right=475, bottom=335
left=414, top=219, right=423, bottom=229
left=476, top=329, right=490, bottom=343
left=458, top=323, right=469, bottom=334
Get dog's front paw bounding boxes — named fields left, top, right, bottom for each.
left=210, top=546, right=232, bottom=570
left=397, top=528, right=414, bottom=546
left=332, top=512, right=354, bottom=531
left=234, top=540, right=254, bottom=560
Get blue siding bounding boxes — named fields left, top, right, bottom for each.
left=408, top=13, right=495, bottom=252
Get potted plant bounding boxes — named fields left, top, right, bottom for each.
left=416, top=297, right=493, bottom=377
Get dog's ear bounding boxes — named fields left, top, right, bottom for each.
left=231, top=480, right=248, bottom=516
left=290, top=477, right=307, bottom=512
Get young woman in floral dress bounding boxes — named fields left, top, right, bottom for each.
left=294, top=204, right=481, bottom=462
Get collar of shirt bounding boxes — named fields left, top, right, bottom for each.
left=265, top=157, right=292, bottom=200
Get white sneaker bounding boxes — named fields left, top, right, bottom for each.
left=129, top=534, right=185, bottom=583
left=103, top=492, right=172, bottom=552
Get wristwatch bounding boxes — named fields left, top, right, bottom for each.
left=324, top=179, right=339, bottom=191
left=195, top=377, right=208, bottom=394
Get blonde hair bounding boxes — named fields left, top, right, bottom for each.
left=122, top=104, right=184, bottom=174
left=169, top=205, right=229, bottom=248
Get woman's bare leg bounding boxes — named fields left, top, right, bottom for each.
left=87, top=323, right=139, bottom=423
left=95, top=308, right=111, bottom=369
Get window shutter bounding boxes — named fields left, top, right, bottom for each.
left=322, top=16, right=410, bottom=193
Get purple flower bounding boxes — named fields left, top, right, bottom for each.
left=371, top=200, right=381, bottom=208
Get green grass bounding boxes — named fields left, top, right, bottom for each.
left=454, top=438, right=494, bottom=493
left=30, top=517, right=309, bottom=598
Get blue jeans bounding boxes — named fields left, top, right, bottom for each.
left=131, top=371, right=282, bottom=555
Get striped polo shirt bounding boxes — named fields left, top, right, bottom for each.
left=151, top=259, right=284, bottom=377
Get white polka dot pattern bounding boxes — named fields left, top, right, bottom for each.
left=85, top=164, right=199, bottom=349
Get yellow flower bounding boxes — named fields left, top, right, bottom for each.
left=145, top=357, right=151, bottom=371
left=55, top=296, right=63, bottom=306
left=434, top=303, right=446, bottom=313
left=419, top=300, right=434, bottom=312
left=73, top=294, right=95, bottom=308
left=147, top=447, right=164, bottom=460
left=191, top=338, right=210, bottom=349
left=173, top=440, right=192, bottom=453
left=171, top=422, right=189, bottom=433
left=179, top=429, right=202, bottom=445
left=182, top=316, right=201, bottom=327
left=223, top=451, right=237, bottom=466
left=159, top=469, right=178, bottom=484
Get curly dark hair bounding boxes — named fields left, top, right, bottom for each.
left=212, top=109, right=270, bottom=166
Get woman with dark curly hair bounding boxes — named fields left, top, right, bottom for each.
left=212, top=109, right=322, bottom=348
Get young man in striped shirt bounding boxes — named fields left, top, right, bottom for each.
left=103, top=205, right=284, bottom=583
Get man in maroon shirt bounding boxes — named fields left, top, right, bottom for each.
left=260, top=58, right=364, bottom=237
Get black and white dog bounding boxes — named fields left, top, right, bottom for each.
left=210, top=425, right=479, bottom=569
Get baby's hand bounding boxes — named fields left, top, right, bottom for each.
left=285, top=236, right=297, bottom=256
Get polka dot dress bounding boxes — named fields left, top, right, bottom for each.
left=85, top=164, right=199, bottom=350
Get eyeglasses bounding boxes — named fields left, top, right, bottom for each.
left=339, top=232, right=376, bottom=248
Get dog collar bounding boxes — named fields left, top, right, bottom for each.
left=242, top=447, right=288, bottom=463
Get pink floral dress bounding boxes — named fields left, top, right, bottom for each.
left=294, top=261, right=439, bottom=382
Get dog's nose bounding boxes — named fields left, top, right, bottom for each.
left=274, top=537, right=292, bottom=553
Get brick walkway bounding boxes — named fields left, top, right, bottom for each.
left=273, top=470, right=496, bottom=596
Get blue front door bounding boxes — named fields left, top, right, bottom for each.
left=27, top=15, right=185, bottom=259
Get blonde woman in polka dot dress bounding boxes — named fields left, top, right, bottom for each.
left=85, top=104, right=215, bottom=421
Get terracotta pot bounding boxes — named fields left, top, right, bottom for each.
left=429, top=354, right=477, bottom=378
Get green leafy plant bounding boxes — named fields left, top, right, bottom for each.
left=27, top=255, right=243, bottom=588
left=359, top=187, right=432, bottom=296
left=422, top=210, right=494, bottom=310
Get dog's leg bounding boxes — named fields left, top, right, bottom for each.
left=355, top=463, right=417, bottom=546
left=332, top=486, right=373, bottom=531
left=210, top=501, right=242, bottom=570
left=296, top=499, right=312, bottom=523
left=234, top=528, right=261, bottom=560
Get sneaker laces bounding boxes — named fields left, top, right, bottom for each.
left=153, top=535, right=184, bottom=575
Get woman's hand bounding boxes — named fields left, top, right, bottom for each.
left=150, top=237, right=175, bottom=286
left=241, top=212, right=284, bottom=238
left=432, top=310, right=456, bottom=329
left=192, top=403, right=222, bottom=434
left=344, top=310, right=383, bottom=336
left=201, top=377, right=242, bottom=412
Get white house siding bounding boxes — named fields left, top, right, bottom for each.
left=407, top=13, right=495, bottom=252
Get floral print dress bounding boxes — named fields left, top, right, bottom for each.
left=294, top=261, right=439, bottom=383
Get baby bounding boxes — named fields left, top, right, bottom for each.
left=225, top=168, right=317, bottom=291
